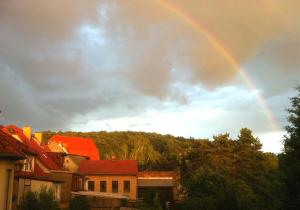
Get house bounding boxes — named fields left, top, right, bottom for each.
left=1, top=125, right=64, bottom=209
left=137, top=171, right=181, bottom=208
left=45, top=142, right=88, bottom=172
left=44, top=136, right=96, bottom=208
left=77, top=159, right=138, bottom=201
left=48, top=135, right=100, bottom=160
left=0, top=128, right=26, bottom=210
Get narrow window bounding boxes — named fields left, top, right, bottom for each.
left=124, top=180, right=130, bottom=193
left=112, top=181, right=118, bottom=193
left=87, top=181, right=95, bottom=191
left=23, top=179, right=31, bottom=199
left=100, top=181, right=107, bottom=192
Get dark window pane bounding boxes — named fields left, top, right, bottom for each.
left=124, top=180, right=130, bottom=193
left=88, top=181, right=95, bottom=191
left=100, top=181, right=107, bottom=192
left=112, top=181, right=118, bottom=193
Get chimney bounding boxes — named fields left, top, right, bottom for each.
left=23, top=126, right=32, bottom=140
left=111, top=154, right=117, bottom=161
left=34, top=132, right=43, bottom=145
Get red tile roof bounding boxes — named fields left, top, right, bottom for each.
left=49, top=135, right=100, bottom=160
left=1, top=125, right=63, bottom=171
left=38, top=152, right=62, bottom=171
left=34, top=162, right=48, bottom=177
left=0, top=129, right=26, bottom=160
left=2, top=125, right=40, bottom=154
left=78, top=160, right=138, bottom=175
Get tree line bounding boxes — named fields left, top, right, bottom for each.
left=42, top=85, right=300, bottom=210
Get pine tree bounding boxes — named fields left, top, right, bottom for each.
left=281, top=85, right=300, bottom=209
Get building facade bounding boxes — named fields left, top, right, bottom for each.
left=78, top=160, right=138, bottom=201
left=0, top=128, right=26, bottom=210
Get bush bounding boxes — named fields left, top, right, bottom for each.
left=21, top=188, right=60, bottom=210
left=21, top=191, right=40, bottom=210
left=69, top=195, right=91, bottom=210
left=39, top=187, right=60, bottom=210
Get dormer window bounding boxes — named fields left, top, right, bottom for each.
left=23, top=156, right=34, bottom=172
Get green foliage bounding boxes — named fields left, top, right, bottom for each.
left=41, top=121, right=285, bottom=209
left=21, top=188, right=60, bottom=210
left=69, top=196, right=91, bottom=210
left=42, top=130, right=193, bottom=169
left=280, top=85, right=300, bottom=209
left=181, top=128, right=283, bottom=210
left=182, top=169, right=258, bottom=210
left=21, top=191, right=39, bottom=210
left=39, top=188, right=60, bottom=210
left=142, top=189, right=166, bottom=210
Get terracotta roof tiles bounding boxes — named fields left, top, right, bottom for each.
left=78, top=160, right=138, bottom=175
left=49, top=135, right=100, bottom=160
left=0, top=129, right=26, bottom=160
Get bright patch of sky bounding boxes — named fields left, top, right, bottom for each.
left=70, top=84, right=285, bottom=153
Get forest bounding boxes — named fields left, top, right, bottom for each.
left=42, top=85, right=300, bottom=210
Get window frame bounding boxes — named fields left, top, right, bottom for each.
left=112, top=180, right=118, bottom=193
left=100, top=180, right=107, bottom=192
left=123, top=180, right=130, bottom=193
left=87, top=181, right=95, bottom=191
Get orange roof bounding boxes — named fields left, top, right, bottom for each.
left=78, top=160, right=138, bottom=175
left=49, top=135, right=100, bottom=160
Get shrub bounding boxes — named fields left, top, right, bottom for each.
left=21, top=188, right=60, bottom=210
left=69, top=195, right=91, bottom=210
left=21, top=191, right=40, bottom=210
left=39, top=187, right=60, bottom=210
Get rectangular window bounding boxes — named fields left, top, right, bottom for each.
left=87, top=181, right=95, bottom=191
left=112, top=181, right=118, bottom=193
left=124, top=180, right=130, bottom=193
left=22, top=179, right=31, bottom=202
left=100, top=181, right=107, bottom=192
left=23, top=157, right=34, bottom=172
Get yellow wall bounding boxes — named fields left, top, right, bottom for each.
left=15, top=178, right=61, bottom=205
left=85, top=175, right=137, bottom=200
left=0, top=160, right=15, bottom=210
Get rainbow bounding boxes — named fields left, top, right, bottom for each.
left=157, top=0, right=279, bottom=131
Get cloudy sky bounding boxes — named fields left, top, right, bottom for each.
left=1, top=0, right=299, bottom=153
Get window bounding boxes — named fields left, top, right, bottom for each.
left=112, top=181, right=118, bottom=193
left=22, top=179, right=31, bottom=202
left=124, top=181, right=130, bottom=193
left=87, top=181, right=95, bottom=191
left=23, top=156, right=34, bottom=172
left=24, top=179, right=31, bottom=195
left=100, top=181, right=107, bottom=192
left=53, top=183, right=60, bottom=201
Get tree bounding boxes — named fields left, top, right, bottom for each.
left=181, top=169, right=258, bottom=210
left=280, top=85, right=300, bottom=209
left=21, top=191, right=40, bottom=210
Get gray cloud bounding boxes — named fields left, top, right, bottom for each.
left=0, top=0, right=299, bottom=133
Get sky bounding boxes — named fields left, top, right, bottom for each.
left=0, top=0, right=299, bottom=153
